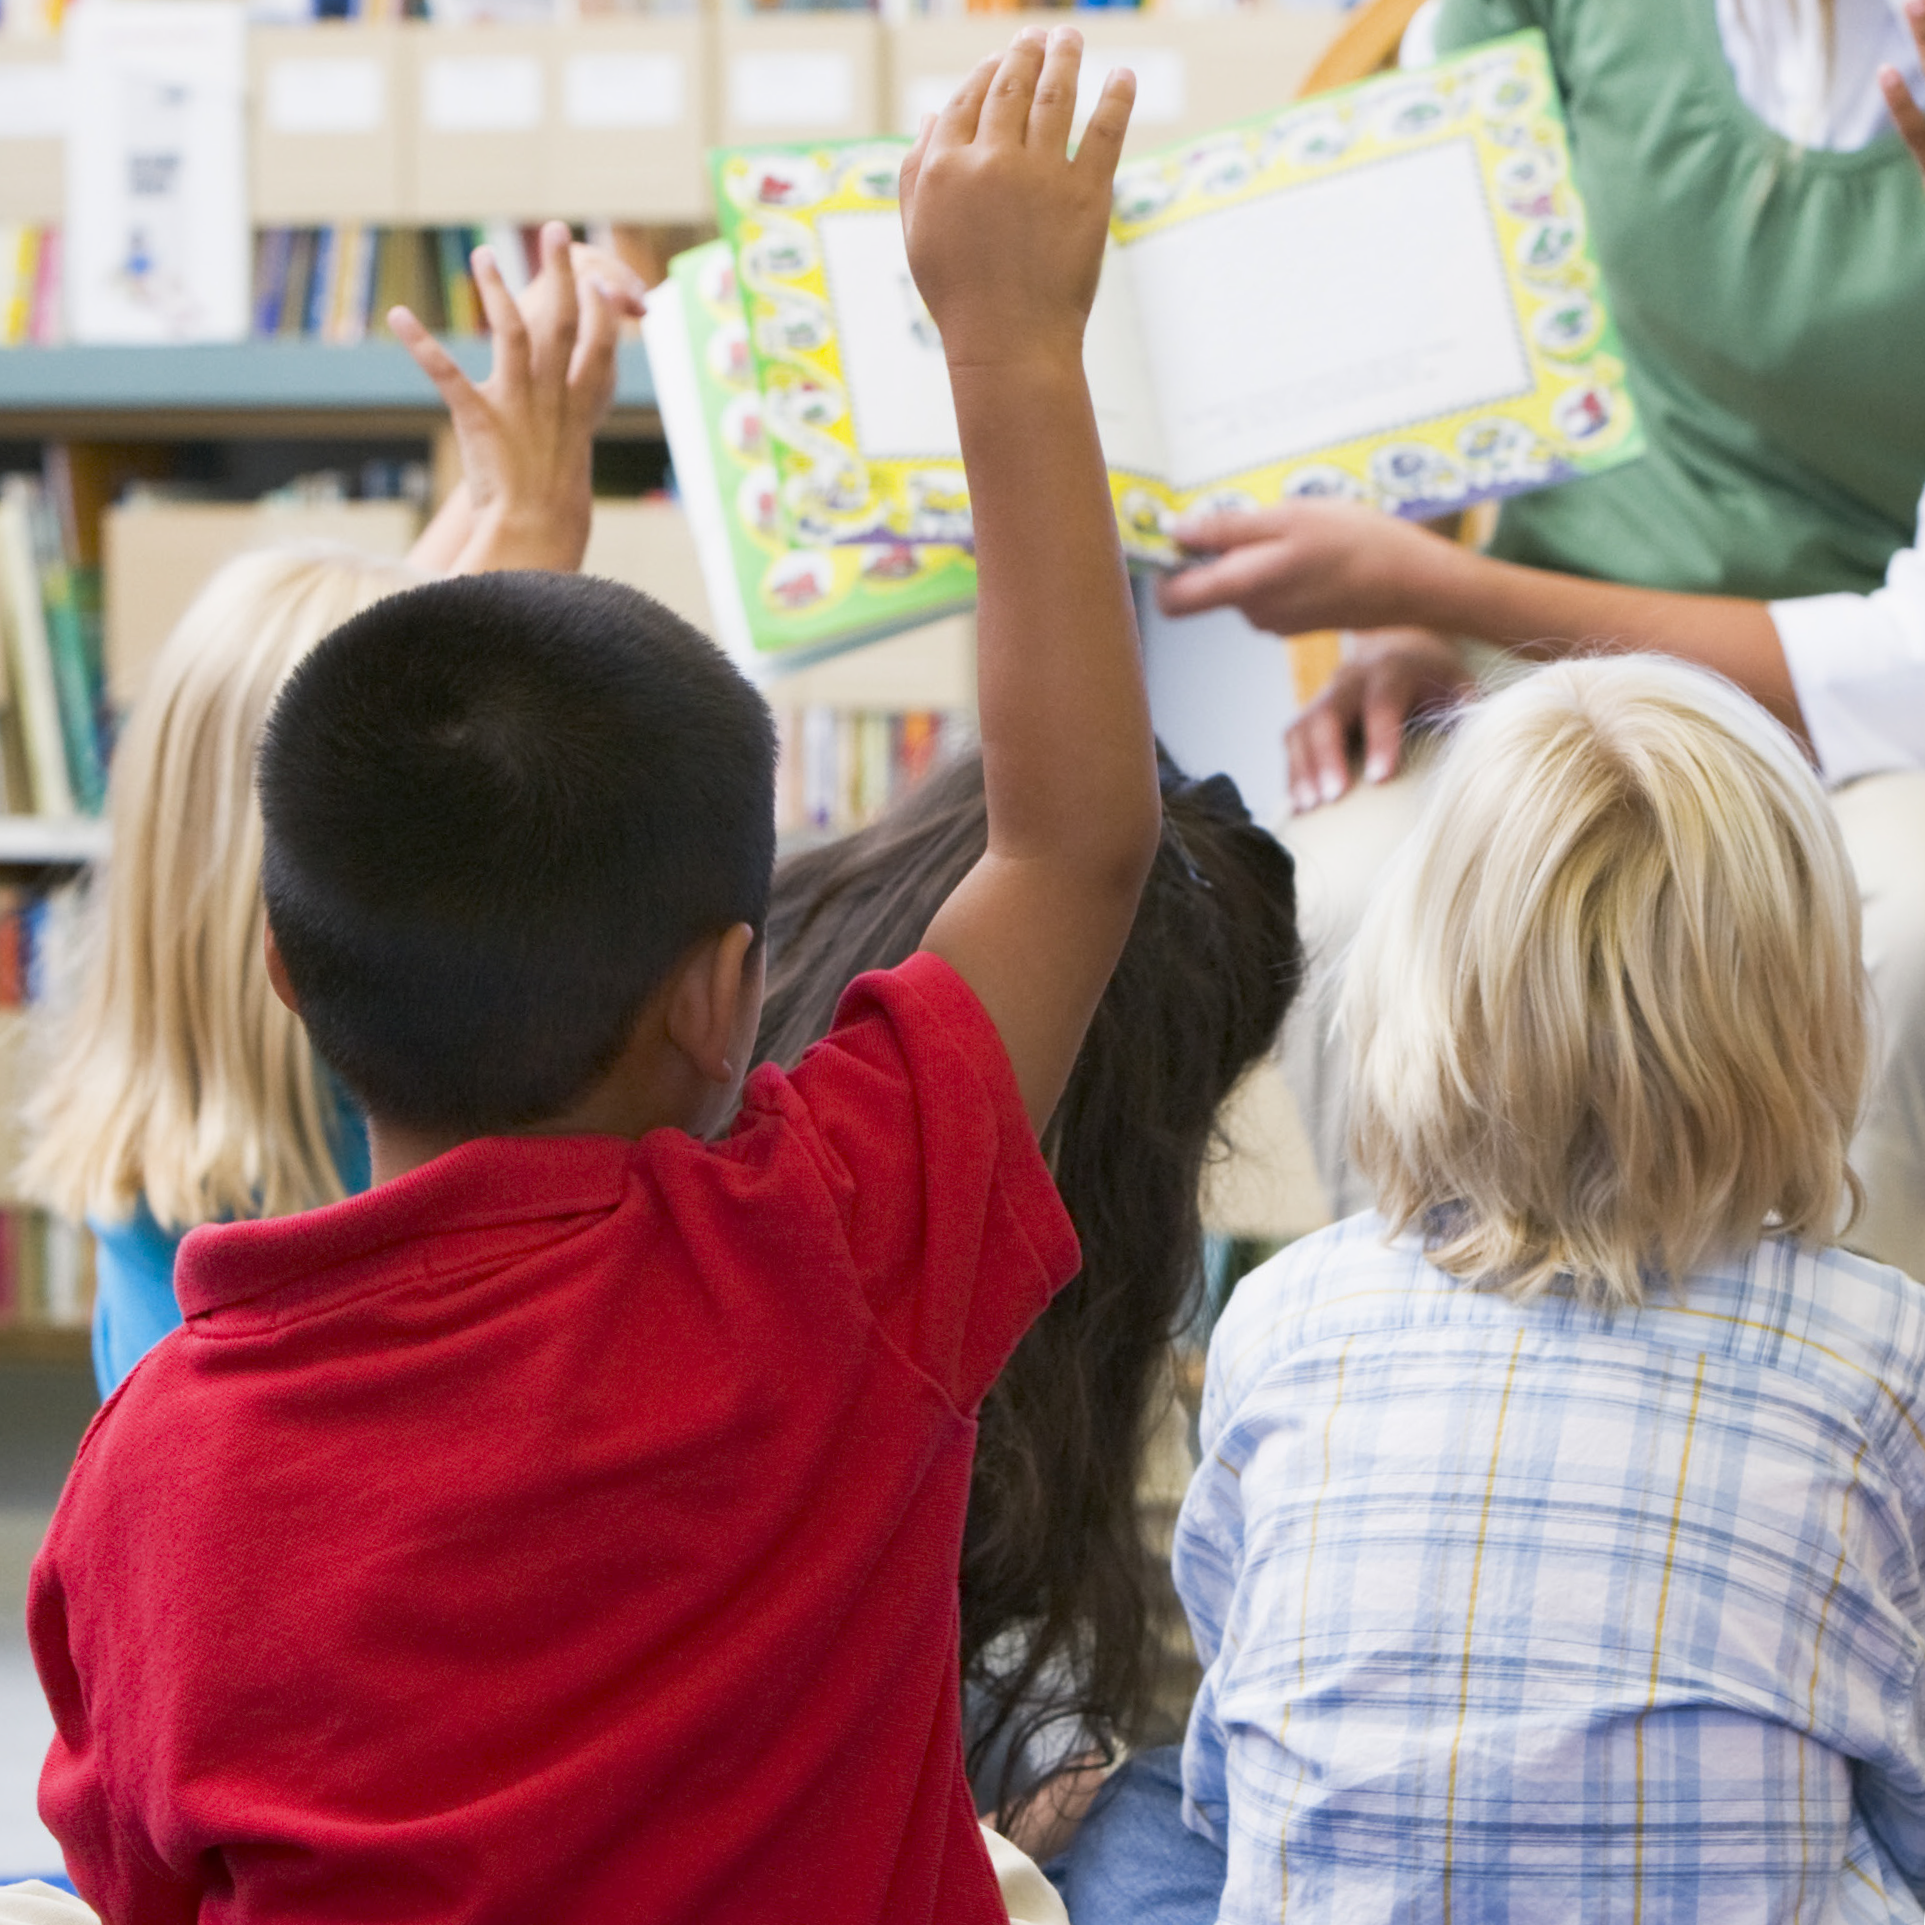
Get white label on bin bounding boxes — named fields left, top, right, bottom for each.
left=423, top=54, right=543, bottom=132
left=0, top=63, right=68, bottom=139
left=729, top=50, right=854, bottom=130
left=265, top=56, right=385, bottom=135
left=563, top=51, right=684, bottom=129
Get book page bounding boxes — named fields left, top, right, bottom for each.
left=816, top=212, right=1164, bottom=478
left=1124, top=138, right=1530, bottom=491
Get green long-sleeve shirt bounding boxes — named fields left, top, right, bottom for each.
left=1437, top=0, right=1925, bottom=597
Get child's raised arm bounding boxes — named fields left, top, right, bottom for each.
left=903, top=28, right=1160, bottom=1131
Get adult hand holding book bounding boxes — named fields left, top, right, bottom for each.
left=905, top=28, right=1161, bottom=1134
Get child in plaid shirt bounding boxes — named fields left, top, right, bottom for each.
left=1066, top=655, right=1925, bottom=1925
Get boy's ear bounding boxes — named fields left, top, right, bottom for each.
left=664, top=923, right=759, bottom=1086
left=263, top=924, right=300, bottom=1016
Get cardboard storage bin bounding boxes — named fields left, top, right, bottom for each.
left=252, top=22, right=411, bottom=225
left=0, top=44, right=66, bottom=225
left=410, top=23, right=553, bottom=224
left=103, top=499, right=420, bottom=711
left=548, top=17, right=708, bottom=223
left=718, top=14, right=881, bottom=150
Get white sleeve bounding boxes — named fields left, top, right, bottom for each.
left=1772, top=497, right=1925, bottom=787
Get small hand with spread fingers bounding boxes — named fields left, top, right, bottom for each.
left=899, top=25, right=1134, bottom=376
left=390, top=220, right=646, bottom=574
left=1882, top=0, right=1925, bottom=174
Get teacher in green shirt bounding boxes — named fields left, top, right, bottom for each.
left=1165, top=0, right=1925, bottom=1273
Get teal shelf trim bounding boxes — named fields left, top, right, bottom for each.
left=0, top=339, right=656, bottom=414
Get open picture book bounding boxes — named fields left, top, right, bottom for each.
left=709, top=28, right=1643, bottom=570
left=645, top=240, right=977, bottom=673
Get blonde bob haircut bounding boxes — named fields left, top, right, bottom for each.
left=24, top=544, right=421, bottom=1232
left=1341, top=655, right=1866, bottom=1309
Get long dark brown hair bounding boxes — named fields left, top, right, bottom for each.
left=755, top=744, right=1303, bottom=1817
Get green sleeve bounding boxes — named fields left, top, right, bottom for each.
left=1434, top=0, right=1545, bottom=55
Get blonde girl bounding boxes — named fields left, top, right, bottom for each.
left=24, top=222, right=643, bottom=1393
left=1066, top=658, right=1925, bottom=1925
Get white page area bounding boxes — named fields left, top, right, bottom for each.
left=820, top=210, right=961, bottom=461
left=1122, top=138, right=1532, bottom=491
left=1084, top=245, right=1167, bottom=479
left=817, top=210, right=1166, bottom=476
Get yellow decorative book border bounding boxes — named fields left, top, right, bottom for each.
left=712, top=30, right=1642, bottom=567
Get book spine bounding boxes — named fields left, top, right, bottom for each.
left=26, top=488, right=106, bottom=814
left=0, top=478, right=76, bottom=816
left=29, top=224, right=61, bottom=344
left=253, top=226, right=294, bottom=338
left=1, top=227, right=35, bottom=345
left=306, top=226, right=339, bottom=339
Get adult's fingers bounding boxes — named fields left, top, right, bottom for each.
left=1155, top=540, right=1289, bottom=623
left=936, top=53, right=1001, bottom=148
left=1359, top=667, right=1410, bottom=785
left=472, top=246, right=531, bottom=396
left=1882, top=63, right=1925, bottom=172
left=1285, top=695, right=1355, bottom=813
left=1026, top=25, right=1082, bottom=153
left=1171, top=505, right=1283, bottom=557
left=1073, top=65, right=1136, bottom=183
left=981, top=29, right=1048, bottom=146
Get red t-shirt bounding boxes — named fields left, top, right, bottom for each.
left=30, top=954, right=1079, bottom=1925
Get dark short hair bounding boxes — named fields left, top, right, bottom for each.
left=259, top=570, right=775, bottom=1133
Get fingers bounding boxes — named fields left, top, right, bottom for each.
left=1359, top=669, right=1409, bottom=785
left=899, top=112, right=934, bottom=215
left=1074, top=65, right=1136, bottom=184
left=471, top=245, right=531, bottom=396
left=528, top=220, right=579, bottom=385
left=568, top=242, right=648, bottom=319
left=1027, top=25, right=1082, bottom=152
left=1285, top=692, right=1356, bottom=814
left=1172, top=506, right=1279, bottom=559
left=1882, top=60, right=1925, bottom=174
left=390, top=305, right=488, bottom=430
left=567, top=276, right=621, bottom=436
left=981, top=27, right=1048, bottom=145
left=1154, top=540, right=1287, bottom=624
left=936, top=52, right=1000, bottom=148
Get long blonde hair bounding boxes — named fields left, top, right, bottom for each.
left=1342, top=656, right=1866, bottom=1308
left=24, top=545, right=421, bottom=1230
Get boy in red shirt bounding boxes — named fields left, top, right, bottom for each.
left=27, top=33, right=1153, bottom=1925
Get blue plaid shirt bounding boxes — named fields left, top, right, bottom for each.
left=1175, top=1216, right=1925, bottom=1923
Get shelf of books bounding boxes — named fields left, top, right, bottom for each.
left=0, top=881, right=91, bottom=1367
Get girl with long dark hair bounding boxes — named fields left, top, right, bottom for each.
left=755, top=745, right=1302, bottom=1849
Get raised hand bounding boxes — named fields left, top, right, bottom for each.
left=390, top=221, right=646, bottom=574
left=898, top=24, right=1133, bottom=374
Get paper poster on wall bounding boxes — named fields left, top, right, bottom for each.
left=65, top=1, right=249, bottom=344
